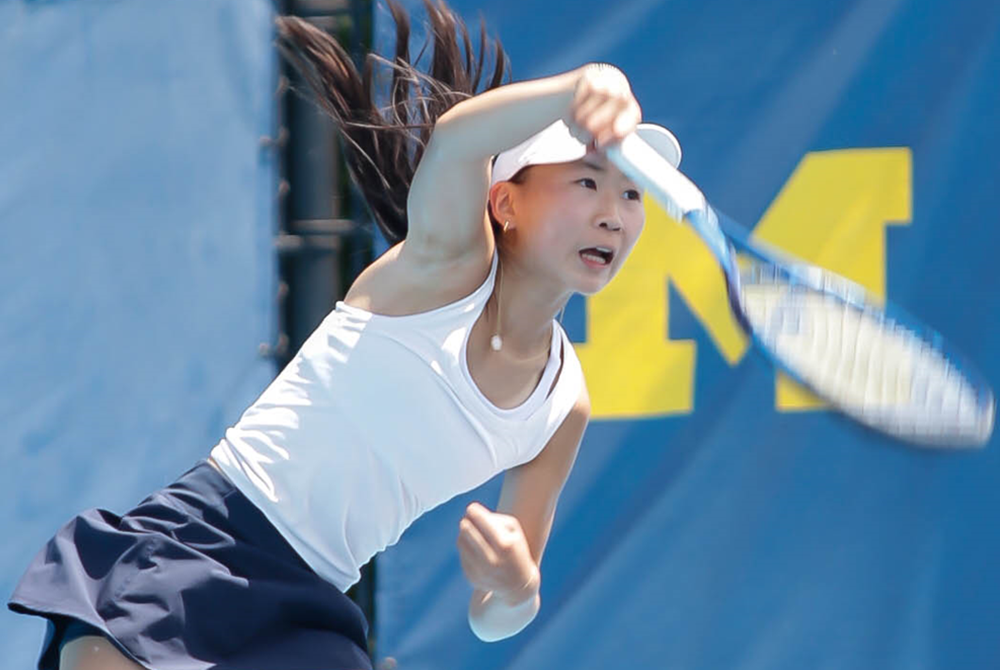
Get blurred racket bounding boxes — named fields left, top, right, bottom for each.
left=607, top=134, right=994, bottom=448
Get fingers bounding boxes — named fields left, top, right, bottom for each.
left=458, top=515, right=495, bottom=561
left=568, top=64, right=641, bottom=149
left=457, top=516, right=496, bottom=583
left=456, top=503, right=540, bottom=600
left=591, top=101, right=637, bottom=147
left=570, top=95, right=629, bottom=145
left=464, top=502, right=518, bottom=553
left=612, top=98, right=642, bottom=136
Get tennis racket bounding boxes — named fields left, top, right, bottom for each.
left=606, top=134, right=995, bottom=448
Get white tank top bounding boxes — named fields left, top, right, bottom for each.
left=210, top=252, right=584, bottom=591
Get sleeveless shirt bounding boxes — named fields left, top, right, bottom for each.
left=210, top=253, right=585, bottom=591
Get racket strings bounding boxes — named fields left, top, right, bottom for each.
left=739, top=263, right=993, bottom=445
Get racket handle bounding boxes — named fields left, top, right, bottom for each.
left=607, top=134, right=731, bottom=265
left=606, top=133, right=707, bottom=219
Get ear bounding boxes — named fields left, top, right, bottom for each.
left=488, top=182, right=519, bottom=228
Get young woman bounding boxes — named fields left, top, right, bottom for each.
left=8, top=1, right=681, bottom=668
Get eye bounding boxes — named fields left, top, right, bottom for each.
left=576, top=177, right=598, bottom=189
left=625, top=189, right=641, bottom=201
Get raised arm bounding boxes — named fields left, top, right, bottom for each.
left=404, top=65, right=639, bottom=266
left=276, top=14, right=638, bottom=271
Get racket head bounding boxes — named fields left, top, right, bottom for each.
left=719, top=218, right=995, bottom=448
left=607, top=132, right=994, bottom=447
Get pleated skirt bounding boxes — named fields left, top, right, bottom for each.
left=8, top=460, right=372, bottom=670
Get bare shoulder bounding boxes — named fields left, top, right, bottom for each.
left=558, top=382, right=591, bottom=439
left=531, top=383, right=590, bottom=468
left=574, top=380, right=591, bottom=416
left=343, top=239, right=494, bottom=317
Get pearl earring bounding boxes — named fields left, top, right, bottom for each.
left=491, top=222, right=509, bottom=352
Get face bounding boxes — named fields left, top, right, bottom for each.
left=491, top=152, right=646, bottom=295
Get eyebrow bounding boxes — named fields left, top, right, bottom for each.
left=578, top=159, right=642, bottom=190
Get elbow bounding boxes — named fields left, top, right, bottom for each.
left=425, top=102, right=486, bottom=163
left=423, top=118, right=462, bottom=164
left=434, top=96, right=474, bottom=133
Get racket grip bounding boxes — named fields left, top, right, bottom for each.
left=606, top=134, right=707, bottom=219
left=607, top=134, right=731, bottom=265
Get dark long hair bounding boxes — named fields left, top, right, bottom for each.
left=276, top=0, right=512, bottom=245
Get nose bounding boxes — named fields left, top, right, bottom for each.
left=595, top=197, right=624, bottom=232
left=598, top=218, right=622, bottom=232
left=593, top=186, right=629, bottom=232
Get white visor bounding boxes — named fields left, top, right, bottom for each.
left=490, top=119, right=681, bottom=187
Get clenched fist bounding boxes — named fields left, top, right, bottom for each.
left=566, top=62, right=642, bottom=150
left=456, top=502, right=539, bottom=605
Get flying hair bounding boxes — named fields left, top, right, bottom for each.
left=275, top=0, right=512, bottom=245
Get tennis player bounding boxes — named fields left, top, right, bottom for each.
left=8, top=2, right=681, bottom=668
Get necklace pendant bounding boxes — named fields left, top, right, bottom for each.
left=490, top=334, right=503, bottom=351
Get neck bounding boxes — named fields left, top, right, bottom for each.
left=491, top=254, right=570, bottom=359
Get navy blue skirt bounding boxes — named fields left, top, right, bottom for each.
left=8, top=460, right=372, bottom=670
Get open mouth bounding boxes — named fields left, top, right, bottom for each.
left=579, top=246, right=614, bottom=267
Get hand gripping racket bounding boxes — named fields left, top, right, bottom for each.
left=606, top=134, right=994, bottom=448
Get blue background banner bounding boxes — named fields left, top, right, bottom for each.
left=2, top=0, right=998, bottom=668
left=1, top=2, right=279, bottom=666
left=373, top=1, right=1000, bottom=668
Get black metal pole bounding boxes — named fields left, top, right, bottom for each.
left=275, top=0, right=378, bottom=654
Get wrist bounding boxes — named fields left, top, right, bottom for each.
left=496, top=565, right=540, bottom=607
